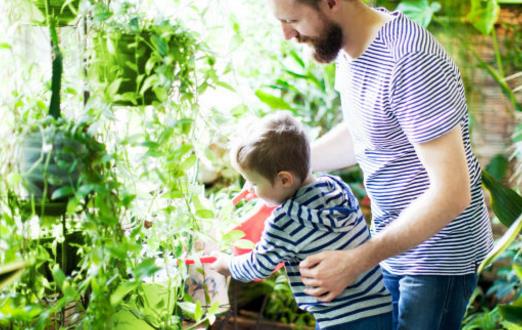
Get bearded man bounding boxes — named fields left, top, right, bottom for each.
left=266, top=1, right=493, bottom=329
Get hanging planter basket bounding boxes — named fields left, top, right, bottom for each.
left=94, top=31, right=155, bottom=106
left=34, top=0, right=80, bottom=27
left=16, top=122, right=103, bottom=218
left=92, top=20, right=198, bottom=106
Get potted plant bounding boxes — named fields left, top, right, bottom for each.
left=91, top=4, right=198, bottom=106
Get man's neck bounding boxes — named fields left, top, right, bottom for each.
left=340, top=2, right=392, bottom=59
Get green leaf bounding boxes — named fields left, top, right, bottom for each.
left=180, top=154, right=197, bottom=171
left=513, top=264, right=522, bottom=281
left=178, top=301, right=197, bottom=315
left=478, top=213, right=522, bottom=272
left=175, top=119, right=193, bottom=135
left=476, top=58, right=522, bottom=112
left=233, top=239, right=256, bottom=250
left=289, top=49, right=305, bottom=68
left=284, top=69, right=309, bottom=80
left=52, top=265, right=66, bottom=290
left=255, top=90, right=292, bottom=110
left=499, top=305, right=522, bottom=326
left=110, top=281, right=138, bottom=306
left=152, top=34, right=169, bottom=56
left=108, top=78, right=123, bottom=97
left=196, top=209, right=214, bottom=219
left=134, top=259, right=160, bottom=279
left=467, top=0, right=500, bottom=35
left=485, top=154, right=509, bottom=181
left=397, top=0, right=441, bottom=28
left=0, top=42, right=11, bottom=50
left=140, top=75, right=157, bottom=95
left=215, top=80, right=235, bottom=92
left=0, top=260, right=27, bottom=290
left=122, top=193, right=136, bottom=208
left=194, top=301, right=203, bottom=321
left=482, top=171, right=522, bottom=227
left=222, top=230, right=245, bottom=244
left=51, top=186, right=74, bottom=200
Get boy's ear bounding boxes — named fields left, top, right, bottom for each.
left=277, top=171, right=295, bottom=187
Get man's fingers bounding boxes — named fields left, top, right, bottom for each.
left=317, top=291, right=337, bottom=303
left=299, top=252, right=325, bottom=270
left=301, top=277, right=322, bottom=287
left=304, top=286, right=329, bottom=298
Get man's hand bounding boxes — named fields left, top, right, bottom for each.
left=210, top=252, right=232, bottom=277
left=299, top=248, right=373, bottom=302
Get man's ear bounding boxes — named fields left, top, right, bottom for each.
left=277, top=171, right=295, bottom=187
left=325, top=0, right=339, bottom=10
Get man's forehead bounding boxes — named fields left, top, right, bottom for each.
left=269, top=0, right=305, bottom=17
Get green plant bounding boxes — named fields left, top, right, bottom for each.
left=90, top=2, right=200, bottom=106
left=465, top=240, right=522, bottom=330
left=255, top=44, right=341, bottom=136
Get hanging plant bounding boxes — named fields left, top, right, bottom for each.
left=92, top=11, right=199, bottom=106
left=2, top=14, right=134, bottom=328
left=16, top=120, right=106, bottom=218
left=14, top=14, right=101, bottom=219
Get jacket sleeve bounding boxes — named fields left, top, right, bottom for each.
left=229, top=212, right=298, bottom=282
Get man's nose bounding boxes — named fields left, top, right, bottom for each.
left=281, top=23, right=298, bottom=41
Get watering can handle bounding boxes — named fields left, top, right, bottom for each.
left=231, top=185, right=256, bottom=206
left=184, top=256, right=217, bottom=265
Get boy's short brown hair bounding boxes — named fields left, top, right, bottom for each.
left=231, top=112, right=310, bottom=183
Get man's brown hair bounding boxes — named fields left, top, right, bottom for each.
left=231, top=111, right=310, bottom=183
left=296, top=0, right=320, bottom=8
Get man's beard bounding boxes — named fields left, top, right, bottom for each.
left=299, top=21, right=343, bottom=63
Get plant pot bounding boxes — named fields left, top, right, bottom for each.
left=93, top=31, right=156, bottom=106
left=17, top=125, right=89, bottom=217
left=34, top=0, right=80, bottom=27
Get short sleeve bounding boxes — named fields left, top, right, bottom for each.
left=390, top=51, right=467, bottom=144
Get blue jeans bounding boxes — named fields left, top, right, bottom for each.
left=382, top=269, right=478, bottom=330
left=315, top=312, right=392, bottom=330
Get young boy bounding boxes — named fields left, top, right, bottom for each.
left=212, top=112, right=392, bottom=330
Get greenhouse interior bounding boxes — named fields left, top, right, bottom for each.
left=0, top=0, right=521, bottom=329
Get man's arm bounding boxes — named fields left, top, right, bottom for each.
left=311, top=121, right=357, bottom=171
left=299, top=125, right=471, bottom=302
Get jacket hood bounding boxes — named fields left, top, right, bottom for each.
left=280, top=175, right=363, bottom=233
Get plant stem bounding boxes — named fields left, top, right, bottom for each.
left=491, top=28, right=505, bottom=78
left=49, top=18, right=63, bottom=119
left=62, top=214, right=68, bottom=274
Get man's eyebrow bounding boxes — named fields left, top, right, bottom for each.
left=278, top=18, right=298, bottom=23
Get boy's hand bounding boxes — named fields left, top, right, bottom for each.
left=210, top=252, right=232, bottom=277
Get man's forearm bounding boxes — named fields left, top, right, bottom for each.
left=311, top=121, right=357, bottom=172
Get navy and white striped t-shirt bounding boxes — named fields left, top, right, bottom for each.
left=334, top=9, right=493, bottom=275
left=229, top=175, right=392, bottom=328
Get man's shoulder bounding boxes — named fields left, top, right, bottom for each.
left=380, top=11, right=441, bottom=62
